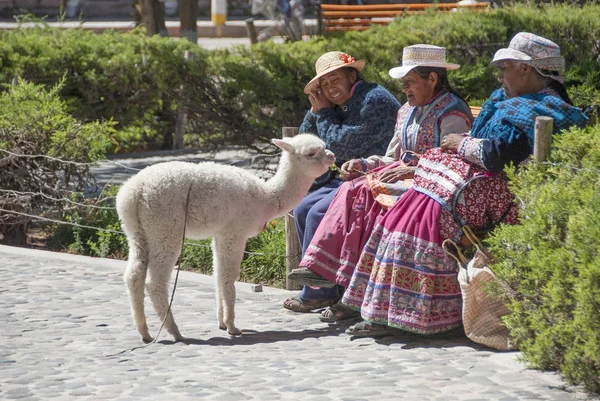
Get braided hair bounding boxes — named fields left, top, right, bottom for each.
left=532, top=67, right=573, bottom=105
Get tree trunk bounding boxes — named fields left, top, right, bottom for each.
left=133, top=0, right=143, bottom=25
left=59, top=0, right=67, bottom=16
left=179, top=0, right=198, bottom=43
left=0, top=222, right=29, bottom=247
left=142, top=0, right=168, bottom=37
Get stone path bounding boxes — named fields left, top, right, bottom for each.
left=1, top=245, right=596, bottom=401
left=91, top=146, right=278, bottom=187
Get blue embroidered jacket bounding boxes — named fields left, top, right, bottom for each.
left=469, top=88, right=588, bottom=172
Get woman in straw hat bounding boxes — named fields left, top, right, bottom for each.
left=285, top=45, right=474, bottom=316
left=283, top=51, right=401, bottom=312
left=342, top=32, right=588, bottom=337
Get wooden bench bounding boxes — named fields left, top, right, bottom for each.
left=317, top=2, right=491, bottom=35
left=281, top=109, right=554, bottom=290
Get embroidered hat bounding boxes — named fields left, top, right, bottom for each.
left=304, top=51, right=365, bottom=94
left=388, top=44, right=460, bottom=79
left=491, top=32, right=565, bottom=82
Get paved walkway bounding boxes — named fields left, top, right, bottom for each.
left=1, top=245, right=595, bottom=400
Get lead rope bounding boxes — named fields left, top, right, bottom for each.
left=105, top=185, right=192, bottom=357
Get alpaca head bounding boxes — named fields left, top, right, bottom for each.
left=272, top=134, right=335, bottom=178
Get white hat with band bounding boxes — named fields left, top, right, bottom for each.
left=389, top=44, right=460, bottom=79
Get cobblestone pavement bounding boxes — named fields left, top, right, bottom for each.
left=1, top=245, right=596, bottom=401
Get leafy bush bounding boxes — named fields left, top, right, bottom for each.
left=488, top=124, right=600, bottom=394
left=180, top=218, right=287, bottom=288
left=0, top=79, right=115, bottom=245
left=54, top=185, right=129, bottom=259
left=1, top=5, right=598, bottom=151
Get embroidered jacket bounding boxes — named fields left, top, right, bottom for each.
left=458, top=88, right=588, bottom=172
left=364, top=90, right=473, bottom=170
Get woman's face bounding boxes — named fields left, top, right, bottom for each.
left=318, top=68, right=357, bottom=106
left=496, top=60, right=529, bottom=98
left=401, top=70, right=438, bottom=107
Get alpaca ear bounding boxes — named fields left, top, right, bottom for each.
left=272, top=138, right=295, bottom=154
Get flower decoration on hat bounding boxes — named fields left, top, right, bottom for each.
left=340, top=54, right=355, bottom=64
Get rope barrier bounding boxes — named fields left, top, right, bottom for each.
left=0, top=207, right=289, bottom=258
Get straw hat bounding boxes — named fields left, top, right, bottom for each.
left=304, top=51, right=365, bottom=94
left=389, top=44, right=460, bottom=79
left=491, top=32, right=565, bottom=83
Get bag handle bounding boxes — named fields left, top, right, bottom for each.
left=462, top=225, right=485, bottom=252
left=442, top=239, right=467, bottom=271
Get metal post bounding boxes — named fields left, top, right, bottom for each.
left=282, top=127, right=302, bottom=291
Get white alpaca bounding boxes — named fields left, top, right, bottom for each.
left=116, top=134, right=335, bottom=342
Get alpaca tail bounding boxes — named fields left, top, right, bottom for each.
left=116, top=182, right=147, bottom=260
left=116, top=182, right=154, bottom=342
left=116, top=182, right=149, bottom=283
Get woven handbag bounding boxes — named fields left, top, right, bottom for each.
left=443, top=227, right=517, bottom=351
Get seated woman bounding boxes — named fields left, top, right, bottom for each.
left=286, top=45, right=473, bottom=318
left=283, top=51, right=401, bottom=312
left=342, top=32, right=588, bottom=336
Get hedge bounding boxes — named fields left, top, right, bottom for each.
left=489, top=124, right=600, bottom=394
left=0, top=4, right=598, bottom=152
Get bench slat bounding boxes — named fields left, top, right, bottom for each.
left=320, top=3, right=490, bottom=11
left=324, top=19, right=393, bottom=25
left=319, top=2, right=491, bottom=35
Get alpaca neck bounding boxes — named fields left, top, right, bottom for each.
left=265, top=155, right=312, bottom=215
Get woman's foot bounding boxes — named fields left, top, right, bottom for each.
left=320, top=302, right=361, bottom=323
left=287, top=267, right=337, bottom=288
left=345, top=320, right=400, bottom=337
left=282, top=295, right=336, bottom=313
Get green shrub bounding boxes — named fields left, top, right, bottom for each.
left=1, top=5, right=598, bottom=151
left=50, top=185, right=129, bottom=259
left=0, top=79, right=115, bottom=245
left=180, top=218, right=287, bottom=288
left=488, top=124, right=600, bottom=394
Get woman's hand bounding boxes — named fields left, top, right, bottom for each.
left=340, top=159, right=364, bottom=181
left=377, top=166, right=415, bottom=183
left=440, top=134, right=464, bottom=154
left=309, top=87, right=333, bottom=113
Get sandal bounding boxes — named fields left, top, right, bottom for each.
left=320, top=302, right=361, bottom=323
left=282, top=295, right=336, bottom=313
left=345, top=320, right=399, bottom=337
left=287, top=267, right=337, bottom=288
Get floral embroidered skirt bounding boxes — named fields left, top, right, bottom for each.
left=342, top=189, right=464, bottom=334
left=299, top=162, right=412, bottom=288
left=341, top=150, right=519, bottom=334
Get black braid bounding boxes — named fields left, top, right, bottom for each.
left=412, top=66, right=467, bottom=105
left=548, top=79, right=573, bottom=105
left=532, top=67, right=573, bottom=105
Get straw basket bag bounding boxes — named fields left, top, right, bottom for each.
left=443, top=226, right=517, bottom=351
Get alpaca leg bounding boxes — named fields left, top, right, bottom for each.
left=145, top=247, right=184, bottom=342
left=123, top=249, right=153, bottom=343
left=213, top=235, right=246, bottom=336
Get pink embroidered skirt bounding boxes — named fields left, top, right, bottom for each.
left=299, top=162, right=412, bottom=288
left=342, top=150, right=518, bottom=334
